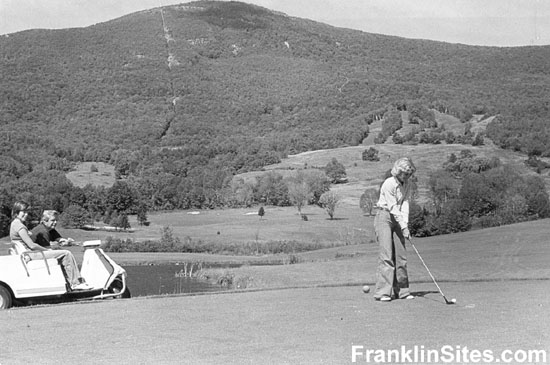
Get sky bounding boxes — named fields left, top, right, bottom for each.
left=0, top=0, right=549, bottom=47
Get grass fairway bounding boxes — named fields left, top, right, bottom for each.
left=2, top=219, right=549, bottom=364
left=49, top=204, right=375, bottom=259
left=196, top=217, right=550, bottom=290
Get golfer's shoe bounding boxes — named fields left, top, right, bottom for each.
left=376, top=296, right=392, bottom=302
left=403, top=295, right=415, bottom=300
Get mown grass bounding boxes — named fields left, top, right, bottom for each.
left=198, top=217, right=550, bottom=290
left=54, top=204, right=374, bottom=256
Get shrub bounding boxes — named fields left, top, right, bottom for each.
left=362, top=147, right=380, bottom=161
left=319, top=191, right=340, bottom=219
left=324, top=158, right=347, bottom=184
left=103, top=236, right=331, bottom=255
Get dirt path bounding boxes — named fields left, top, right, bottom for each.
left=2, top=280, right=549, bottom=364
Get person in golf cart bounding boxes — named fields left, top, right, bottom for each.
left=373, top=157, right=416, bottom=302
left=9, top=200, right=91, bottom=291
left=31, top=210, right=74, bottom=248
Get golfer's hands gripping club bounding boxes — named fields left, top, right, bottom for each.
left=402, top=227, right=411, bottom=240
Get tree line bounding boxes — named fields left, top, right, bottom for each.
left=360, top=150, right=550, bottom=237
left=0, top=157, right=349, bottom=236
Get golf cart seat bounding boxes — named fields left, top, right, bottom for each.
left=8, top=241, right=61, bottom=276
left=9, top=241, right=28, bottom=255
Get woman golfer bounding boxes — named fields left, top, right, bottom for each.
left=373, top=157, right=416, bottom=302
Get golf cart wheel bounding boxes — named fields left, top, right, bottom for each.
left=0, top=285, right=13, bottom=309
left=108, top=277, right=131, bottom=299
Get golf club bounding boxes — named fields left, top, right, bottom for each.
left=407, top=238, right=456, bottom=305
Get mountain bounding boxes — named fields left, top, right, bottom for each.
left=1, top=1, right=549, bottom=159
left=0, top=0, right=549, bottom=220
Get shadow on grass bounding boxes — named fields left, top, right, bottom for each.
left=411, top=290, right=439, bottom=298
left=411, top=290, right=447, bottom=304
left=326, top=218, right=349, bottom=221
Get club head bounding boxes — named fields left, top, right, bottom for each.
left=445, top=298, right=456, bottom=305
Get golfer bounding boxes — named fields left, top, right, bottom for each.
left=373, top=157, right=416, bottom=302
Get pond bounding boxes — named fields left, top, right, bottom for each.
left=123, top=263, right=236, bottom=297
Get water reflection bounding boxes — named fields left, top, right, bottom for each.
left=124, top=264, right=231, bottom=297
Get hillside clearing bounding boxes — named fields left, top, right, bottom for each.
left=238, top=141, right=547, bottom=207
left=66, top=162, right=116, bottom=188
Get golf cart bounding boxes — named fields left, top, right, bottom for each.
left=0, top=240, right=130, bottom=309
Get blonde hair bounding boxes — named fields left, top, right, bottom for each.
left=391, top=157, right=416, bottom=177
left=41, top=210, right=59, bottom=223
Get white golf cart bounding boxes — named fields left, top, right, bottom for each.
left=0, top=240, right=130, bottom=309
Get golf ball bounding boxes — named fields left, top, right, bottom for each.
left=362, top=285, right=370, bottom=293
left=451, top=298, right=456, bottom=303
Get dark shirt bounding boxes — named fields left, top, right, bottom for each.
left=31, top=223, right=62, bottom=248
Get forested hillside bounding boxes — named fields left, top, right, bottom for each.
left=1, top=1, right=549, bottom=236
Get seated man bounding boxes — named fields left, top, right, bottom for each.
left=10, top=201, right=90, bottom=291
left=31, top=210, right=73, bottom=248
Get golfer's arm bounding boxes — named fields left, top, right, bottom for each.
left=381, top=184, right=408, bottom=230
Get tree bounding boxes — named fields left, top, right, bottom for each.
left=113, top=213, right=131, bottom=231
left=59, top=204, right=91, bottom=229
left=160, top=225, right=180, bottom=248
left=324, top=158, right=347, bottom=184
left=359, top=188, right=378, bottom=215
left=472, top=133, right=484, bottom=146
left=228, top=177, right=254, bottom=207
left=82, top=184, right=106, bottom=218
left=427, top=170, right=461, bottom=215
left=258, top=206, right=265, bottom=220
left=287, top=181, right=312, bottom=215
left=408, top=101, right=436, bottom=127
left=408, top=201, right=427, bottom=236
left=253, top=171, right=290, bottom=206
left=0, top=212, right=11, bottom=238
left=300, top=169, right=330, bottom=205
left=523, top=176, right=550, bottom=218
left=430, top=199, right=472, bottom=234
left=107, top=211, right=118, bottom=226
left=459, top=173, right=499, bottom=217
left=381, top=107, right=403, bottom=137
left=137, top=203, right=148, bottom=226
left=105, top=181, right=137, bottom=213
left=497, top=194, right=528, bottom=225
left=319, top=191, right=340, bottom=220
left=445, top=131, right=456, bottom=144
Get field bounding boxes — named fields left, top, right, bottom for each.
left=65, top=162, right=116, bottom=188
left=58, top=136, right=550, bottom=259
left=2, top=218, right=549, bottom=364
left=5, top=138, right=550, bottom=363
